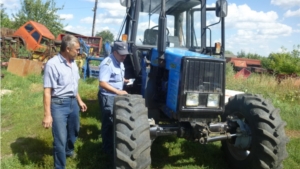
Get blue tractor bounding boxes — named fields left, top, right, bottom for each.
left=113, top=0, right=289, bottom=169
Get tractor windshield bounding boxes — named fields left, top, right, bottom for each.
left=136, top=0, right=202, bottom=48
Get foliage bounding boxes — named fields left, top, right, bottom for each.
left=96, top=30, right=114, bottom=55
left=225, top=63, right=235, bottom=77
left=17, top=46, right=32, bottom=59
left=225, top=50, right=234, bottom=55
left=236, top=50, right=246, bottom=58
left=234, top=45, right=300, bottom=75
left=12, top=0, right=64, bottom=36
left=237, top=50, right=265, bottom=59
left=0, top=4, right=14, bottom=28
left=95, top=30, right=114, bottom=43
left=291, top=44, right=300, bottom=58
left=263, top=45, right=300, bottom=74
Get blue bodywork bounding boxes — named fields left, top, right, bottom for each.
left=104, top=41, right=112, bottom=57
left=147, top=48, right=214, bottom=117
left=78, top=37, right=90, bottom=55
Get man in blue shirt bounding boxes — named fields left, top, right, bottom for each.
left=98, top=41, right=129, bottom=158
left=43, top=34, right=87, bottom=169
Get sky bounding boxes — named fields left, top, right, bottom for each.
left=1, top=0, right=300, bottom=56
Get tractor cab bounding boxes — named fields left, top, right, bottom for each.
left=119, top=0, right=227, bottom=56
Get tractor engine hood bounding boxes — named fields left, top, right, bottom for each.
left=150, top=47, right=214, bottom=70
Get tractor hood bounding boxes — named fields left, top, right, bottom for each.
left=150, top=47, right=213, bottom=71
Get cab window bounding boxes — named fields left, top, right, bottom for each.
left=31, top=31, right=41, bottom=42
left=25, top=24, right=34, bottom=33
left=40, top=36, right=50, bottom=46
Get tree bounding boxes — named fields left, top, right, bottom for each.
left=0, top=4, right=13, bottom=28
left=237, top=50, right=246, bottom=58
left=96, top=30, right=114, bottom=43
left=225, top=50, right=234, bottom=54
left=12, top=0, right=64, bottom=36
left=96, top=30, right=114, bottom=55
left=291, top=44, right=300, bottom=58
left=263, top=46, right=300, bottom=75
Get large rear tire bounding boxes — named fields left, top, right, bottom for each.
left=113, top=94, right=151, bottom=169
left=222, top=94, right=289, bottom=169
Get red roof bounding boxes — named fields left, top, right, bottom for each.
left=226, top=57, right=261, bottom=67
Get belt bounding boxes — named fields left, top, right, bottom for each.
left=51, top=96, right=76, bottom=98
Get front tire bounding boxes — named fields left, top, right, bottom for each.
left=222, top=94, right=289, bottom=169
left=113, top=94, right=151, bottom=169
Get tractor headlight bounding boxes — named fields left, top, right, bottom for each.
left=186, top=93, right=199, bottom=106
left=207, top=94, right=220, bottom=108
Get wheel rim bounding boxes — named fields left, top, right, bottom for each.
left=226, top=112, right=252, bottom=161
left=227, top=142, right=251, bottom=160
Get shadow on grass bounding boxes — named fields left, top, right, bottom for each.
left=76, top=141, right=111, bottom=169
left=151, top=136, right=230, bottom=169
left=80, top=99, right=101, bottom=121
left=10, top=137, right=52, bottom=167
left=76, top=98, right=110, bottom=169
left=79, top=124, right=100, bottom=142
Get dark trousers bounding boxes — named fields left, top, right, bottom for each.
left=98, top=91, right=115, bottom=155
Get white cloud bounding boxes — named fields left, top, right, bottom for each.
left=0, top=0, right=19, bottom=17
left=98, top=2, right=126, bottom=11
left=297, top=23, right=300, bottom=26
left=60, top=14, right=74, bottom=20
left=64, top=25, right=92, bottom=36
left=79, top=2, right=125, bottom=26
left=227, top=4, right=278, bottom=24
left=293, top=29, right=300, bottom=33
left=225, top=3, right=293, bottom=56
left=226, top=4, right=292, bottom=38
left=0, top=0, right=19, bottom=9
left=64, top=25, right=73, bottom=31
left=271, top=0, right=300, bottom=8
left=284, top=8, right=300, bottom=17
left=80, top=17, right=94, bottom=24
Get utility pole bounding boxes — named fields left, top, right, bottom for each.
left=92, top=0, right=98, bottom=37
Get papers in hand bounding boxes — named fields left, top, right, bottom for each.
left=126, top=78, right=135, bottom=85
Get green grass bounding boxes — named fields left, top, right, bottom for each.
left=1, top=66, right=300, bottom=169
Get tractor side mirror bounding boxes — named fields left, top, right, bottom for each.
left=216, top=0, right=228, bottom=17
left=120, top=0, right=131, bottom=7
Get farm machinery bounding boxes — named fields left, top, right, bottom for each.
left=0, top=20, right=103, bottom=76
left=56, top=33, right=103, bottom=69
left=112, top=0, right=289, bottom=169
left=0, top=20, right=57, bottom=63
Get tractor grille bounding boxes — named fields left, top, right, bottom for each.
left=183, top=58, right=224, bottom=93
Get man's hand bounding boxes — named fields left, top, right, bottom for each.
left=78, top=100, right=87, bottom=112
left=117, top=90, right=128, bottom=95
left=42, top=115, right=52, bottom=129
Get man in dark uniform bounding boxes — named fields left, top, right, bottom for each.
left=98, top=41, right=129, bottom=157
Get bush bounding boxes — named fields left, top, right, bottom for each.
left=262, top=45, right=300, bottom=75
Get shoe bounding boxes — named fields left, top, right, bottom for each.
left=66, top=152, right=77, bottom=159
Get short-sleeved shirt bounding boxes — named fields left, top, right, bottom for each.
left=43, top=53, right=80, bottom=97
left=99, top=54, right=125, bottom=96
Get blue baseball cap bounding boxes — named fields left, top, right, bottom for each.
left=113, top=41, right=129, bottom=55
